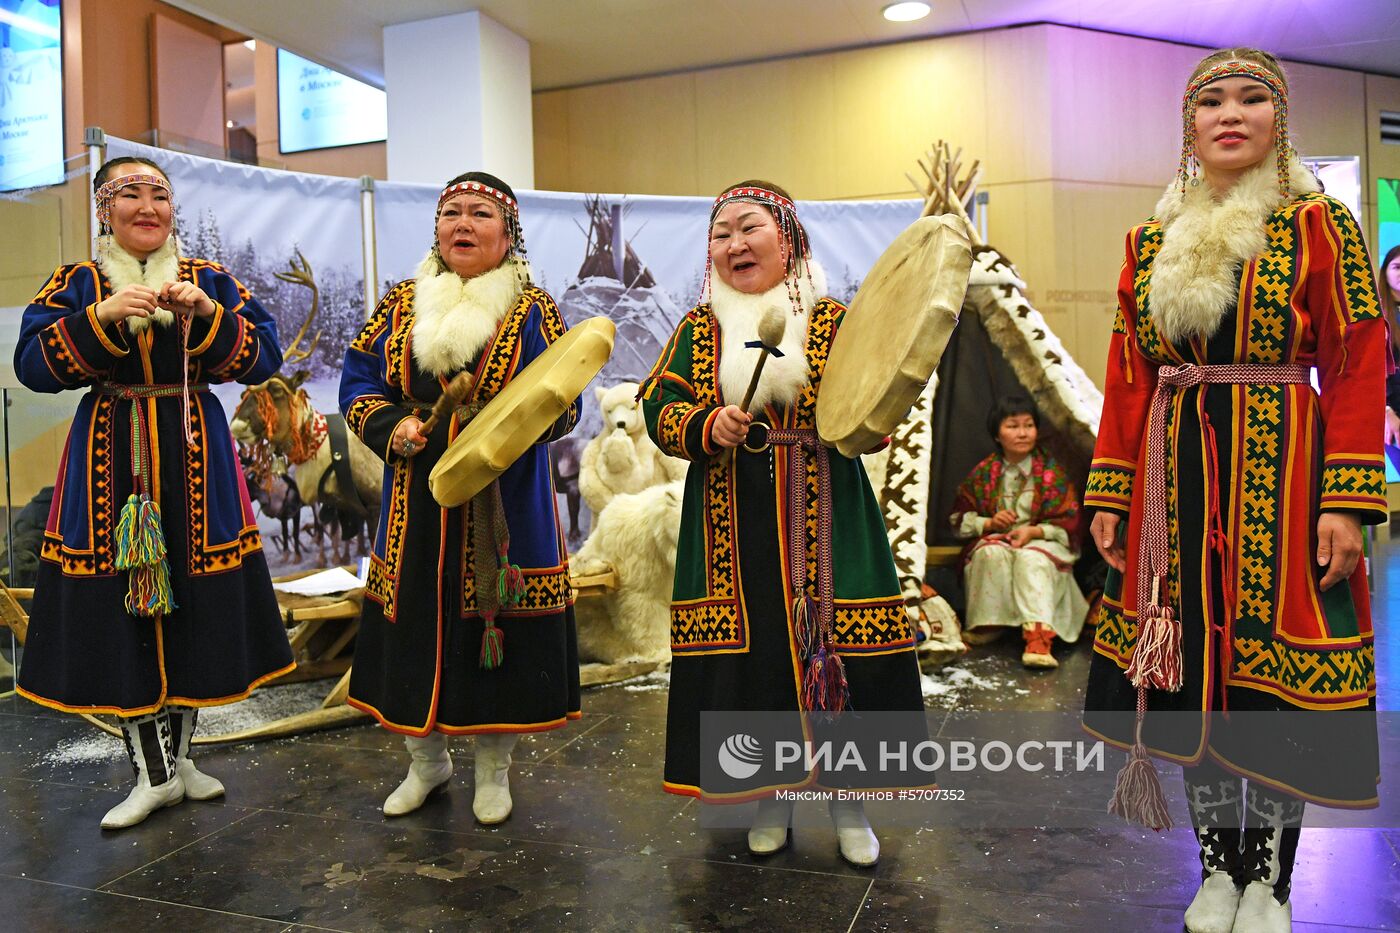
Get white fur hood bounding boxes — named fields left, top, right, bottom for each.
left=1147, top=155, right=1319, bottom=345
left=411, top=255, right=528, bottom=377
left=95, top=236, right=180, bottom=334
left=709, top=260, right=826, bottom=410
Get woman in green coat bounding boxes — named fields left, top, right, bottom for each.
left=641, top=180, right=926, bottom=867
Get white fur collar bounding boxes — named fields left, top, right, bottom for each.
left=710, top=260, right=826, bottom=410
left=95, top=236, right=180, bottom=333
left=411, top=255, right=528, bottom=377
left=1148, top=154, right=1319, bottom=344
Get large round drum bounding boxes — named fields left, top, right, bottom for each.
left=817, top=215, right=971, bottom=458
left=429, top=316, right=616, bottom=508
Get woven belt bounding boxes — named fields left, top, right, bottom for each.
left=762, top=427, right=848, bottom=712
left=97, top=382, right=209, bottom=398
left=1131, top=362, right=1311, bottom=689
left=1109, top=360, right=1311, bottom=832
left=95, top=381, right=211, bottom=620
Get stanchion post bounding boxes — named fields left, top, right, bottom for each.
left=360, top=175, right=379, bottom=319
left=84, top=127, right=107, bottom=260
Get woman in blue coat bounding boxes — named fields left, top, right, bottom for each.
left=15, top=157, right=294, bottom=829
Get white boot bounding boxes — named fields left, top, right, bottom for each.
left=473, top=733, right=517, bottom=825
left=383, top=733, right=453, bottom=817
left=747, top=798, right=793, bottom=855
left=1234, top=786, right=1303, bottom=933
left=1234, top=880, right=1292, bottom=932
left=829, top=798, right=879, bottom=867
left=168, top=706, right=224, bottom=801
left=1184, top=871, right=1242, bottom=933
left=103, top=714, right=185, bottom=830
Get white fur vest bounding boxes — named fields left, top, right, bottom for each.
left=411, top=255, right=528, bottom=377
left=710, top=260, right=827, bottom=410
left=1148, top=155, right=1320, bottom=344
left=95, top=236, right=180, bottom=334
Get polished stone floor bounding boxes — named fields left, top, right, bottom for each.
left=0, top=550, right=1396, bottom=932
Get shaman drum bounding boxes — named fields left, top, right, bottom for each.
left=816, top=215, right=971, bottom=458
left=429, top=316, right=616, bottom=508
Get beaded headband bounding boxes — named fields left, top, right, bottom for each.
left=704, top=185, right=813, bottom=315
left=437, top=180, right=518, bottom=216
left=95, top=173, right=172, bottom=229
left=430, top=178, right=530, bottom=285
left=709, top=185, right=796, bottom=220
left=1178, top=60, right=1292, bottom=193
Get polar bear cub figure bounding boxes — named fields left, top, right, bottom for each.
left=572, top=481, right=684, bottom=666
left=578, top=382, right=687, bottom=516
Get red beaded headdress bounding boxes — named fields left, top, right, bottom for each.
left=704, top=185, right=814, bottom=316
left=432, top=177, right=530, bottom=284
left=95, top=173, right=173, bottom=234
left=437, top=179, right=518, bottom=214
left=1178, top=60, right=1291, bottom=193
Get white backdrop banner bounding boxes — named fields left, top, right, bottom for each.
left=103, top=138, right=921, bottom=556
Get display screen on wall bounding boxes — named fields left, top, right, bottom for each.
left=0, top=0, right=63, bottom=192
left=277, top=49, right=387, bottom=154
left=1379, top=178, right=1400, bottom=270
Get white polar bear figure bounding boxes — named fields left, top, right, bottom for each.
left=578, top=382, right=687, bottom=516
left=572, top=481, right=683, bottom=666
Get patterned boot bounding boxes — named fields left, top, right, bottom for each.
left=103, top=712, right=185, bottom=830
left=1234, top=783, right=1303, bottom=933
left=473, top=733, right=518, bottom=825
left=1183, top=766, right=1244, bottom=933
left=383, top=733, right=452, bottom=817
left=168, top=705, right=225, bottom=800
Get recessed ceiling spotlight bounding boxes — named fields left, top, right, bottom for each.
left=882, top=1, right=931, bottom=22
left=243, top=39, right=256, bottom=51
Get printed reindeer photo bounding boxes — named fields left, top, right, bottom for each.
left=230, top=251, right=383, bottom=567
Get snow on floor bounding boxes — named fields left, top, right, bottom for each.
left=39, top=680, right=335, bottom=768
left=920, top=654, right=1031, bottom=709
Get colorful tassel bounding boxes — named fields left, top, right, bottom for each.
left=1126, top=603, right=1182, bottom=691
left=793, top=593, right=818, bottom=660
left=480, top=617, right=504, bottom=669
left=125, top=560, right=175, bottom=616
left=821, top=649, right=851, bottom=713
left=800, top=641, right=851, bottom=714
left=1108, top=740, right=1173, bottom=831
left=114, top=492, right=175, bottom=618
left=801, top=644, right=827, bottom=711
left=498, top=561, right=526, bottom=607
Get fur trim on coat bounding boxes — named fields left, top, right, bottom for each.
left=1148, top=155, right=1319, bottom=344
left=411, top=255, right=527, bottom=377
left=95, top=235, right=180, bottom=333
left=710, top=260, right=826, bottom=410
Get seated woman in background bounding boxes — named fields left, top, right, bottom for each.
left=949, top=395, right=1086, bottom=669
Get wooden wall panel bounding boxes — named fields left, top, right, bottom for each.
left=693, top=54, right=840, bottom=199
left=1044, top=28, right=1189, bottom=186
left=150, top=13, right=225, bottom=148
left=531, top=23, right=1388, bottom=383
left=531, top=91, right=571, bottom=191
left=558, top=73, right=700, bottom=195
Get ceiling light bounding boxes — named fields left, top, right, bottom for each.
left=243, top=39, right=256, bottom=51
left=226, top=120, right=235, bottom=128
left=882, top=2, right=930, bottom=22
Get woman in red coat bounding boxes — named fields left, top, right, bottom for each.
left=1082, top=49, right=1385, bottom=933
